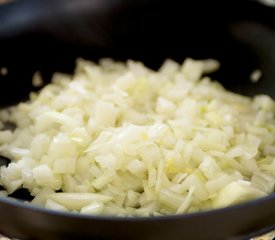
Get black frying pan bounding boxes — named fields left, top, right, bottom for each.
left=0, top=0, right=275, bottom=239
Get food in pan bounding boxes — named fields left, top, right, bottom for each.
left=0, top=58, right=275, bottom=216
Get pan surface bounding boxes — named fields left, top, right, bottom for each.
left=0, top=0, right=275, bottom=239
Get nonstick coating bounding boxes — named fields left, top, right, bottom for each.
left=0, top=0, right=275, bottom=239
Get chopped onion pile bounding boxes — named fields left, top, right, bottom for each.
left=0, top=58, right=275, bottom=216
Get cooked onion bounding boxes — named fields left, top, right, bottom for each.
left=0, top=58, right=275, bottom=216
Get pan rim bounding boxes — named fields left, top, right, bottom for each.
left=0, top=192, right=274, bottom=222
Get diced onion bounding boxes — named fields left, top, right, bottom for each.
left=0, top=58, right=275, bottom=216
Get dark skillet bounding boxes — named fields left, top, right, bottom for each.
left=0, top=0, right=275, bottom=239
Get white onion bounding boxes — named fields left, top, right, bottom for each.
left=0, top=58, right=275, bottom=216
